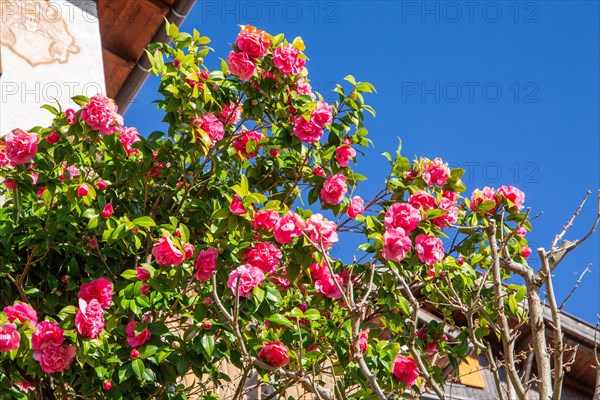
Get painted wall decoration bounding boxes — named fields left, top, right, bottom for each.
left=0, top=0, right=80, bottom=67
left=0, top=0, right=105, bottom=134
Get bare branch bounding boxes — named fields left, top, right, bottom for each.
left=548, top=190, right=600, bottom=271
left=487, top=221, right=528, bottom=399
left=551, top=190, right=591, bottom=249
left=396, top=274, right=447, bottom=400
left=539, top=249, right=564, bottom=400
left=559, top=264, right=592, bottom=310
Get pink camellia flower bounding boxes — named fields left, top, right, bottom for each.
left=357, top=328, right=370, bottom=353
left=75, top=299, right=104, bottom=339
left=384, top=203, right=421, bottom=233
left=236, top=25, right=271, bottom=58
left=295, top=78, right=315, bottom=99
left=432, top=198, right=459, bottom=229
left=12, top=381, right=34, bottom=391
left=335, top=143, right=356, bottom=167
left=233, top=129, right=265, bottom=158
left=408, top=190, right=436, bottom=211
left=80, top=94, right=123, bottom=135
left=443, top=190, right=459, bottom=201
left=311, top=100, right=333, bottom=127
left=77, top=184, right=88, bottom=197
left=383, top=227, right=412, bottom=262
left=415, top=234, right=445, bottom=274
left=269, top=148, right=280, bottom=157
left=0, top=149, right=10, bottom=168
left=253, top=209, right=279, bottom=231
left=194, top=247, right=218, bottom=281
left=243, top=242, right=282, bottom=274
left=3, top=179, right=17, bottom=190
left=96, top=179, right=107, bottom=191
left=305, top=213, right=339, bottom=250
left=422, top=157, right=450, bottom=187
left=46, top=131, right=60, bottom=144
left=192, top=114, right=225, bottom=148
left=78, top=277, right=114, bottom=309
left=102, top=203, right=113, bottom=218
left=126, top=321, right=151, bottom=347
left=218, top=101, right=242, bottom=125
left=520, top=246, right=532, bottom=258
left=270, top=274, right=291, bottom=290
left=229, top=195, right=247, bottom=215
left=60, top=163, right=81, bottom=182
left=310, top=262, right=327, bottom=280
left=4, top=302, right=37, bottom=327
left=258, top=341, right=290, bottom=367
left=347, top=196, right=365, bottom=219
left=5, top=128, right=38, bottom=165
left=183, top=243, right=195, bottom=259
left=516, top=226, right=527, bottom=237
left=273, top=211, right=305, bottom=244
left=498, top=185, right=525, bottom=211
left=34, top=344, right=76, bottom=373
left=470, top=187, right=500, bottom=215
left=227, top=51, right=256, bottom=80
left=313, top=166, right=325, bottom=177
left=227, top=264, right=265, bottom=297
left=293, top=116, right=323, bottom=143
left=135, top=267, right=150, bottom=281
left=320, top=174, right=347, bottom=205
left=65, top=108, right=77, bottom=125
left=0, top=323, right=20, bottom=352
left=315, top=272, right=343, bottom=299
left=118, top=127, right=141, bottom=156
left=31, top=321, right=64, bottom=351
left=273, top=44, right=305, bottom=75
left=152, top=236, right=184, bottom=267
left=392, top=354, right=419, bottom=387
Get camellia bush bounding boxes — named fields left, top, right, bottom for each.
left=0, top=24, right=598, bottom=400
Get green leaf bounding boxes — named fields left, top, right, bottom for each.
left=133, top=216, right=156, bottom=228
left=398, top=296, right=411, bottom=316
left=131, top=359, right=145, bottom=379
left=267, top=314, right=294, bottom=328
left=201, top=335, right=215, bottom=358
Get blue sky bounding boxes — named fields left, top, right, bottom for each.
left=126, top=1, right=600, bottom=323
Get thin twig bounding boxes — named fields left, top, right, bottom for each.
left=558, top=264, right=592, bottom=310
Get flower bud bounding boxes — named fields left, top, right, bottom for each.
left=46, top=131, right=60, bottom=144
left=202, top=320, right=213, bottom=330
left=203, top=297, right=213, bottom=306
left=77, top=184, right=88, bottom=197
left=130, top=349, right=139, bottom=359
left=96, top=179, right=107, bottom=191
left=102, top=203, right=113, bottom=218
left=102, top=381, right=113, bottom=391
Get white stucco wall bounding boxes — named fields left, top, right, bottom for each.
left=0, top=0, right=105, bottom=134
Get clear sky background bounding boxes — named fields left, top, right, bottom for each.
left=126, top=1, right=600, bottom=323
